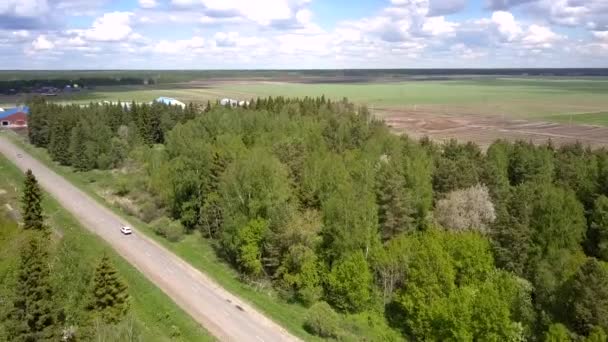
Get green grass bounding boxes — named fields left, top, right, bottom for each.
left=543, top=112, right=608, bottom=126
left=220, top=78, right=608, bottom=118
left=0, top=153, right=212, bottom=342
left=3, top=132, right=319, bottom=341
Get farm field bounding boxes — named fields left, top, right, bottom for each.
left=3, top=76, right=608, bottom=147
left=26, top=77, right=608, bottom=123
left=545, top=112, right=608, bottom=126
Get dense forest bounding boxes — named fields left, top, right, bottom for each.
left=27, top=97, right=608, bottom=341
left=0, top=77, right=150, bottom=94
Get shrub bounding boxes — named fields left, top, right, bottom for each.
left=151, top=217, right=184, bottom=242
left=169, top=325, right=181, bottom=338
left=114, top=177, right=131, bottom=196
left=435, top=184, right=496, bottom=233
left=303, top=301, right=341, bottom=338
left=139, top=200, right=160, bottom=223
left=96, top=153, right=112, bottom=170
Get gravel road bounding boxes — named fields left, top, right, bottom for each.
left=0, top=136, right=301, bottom=342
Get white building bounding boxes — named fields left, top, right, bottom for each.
left=221, top=98, right=249, bottom=107
left=220, top=98, right=239, bottom=107
left=155, top=96, right=186, bottom=109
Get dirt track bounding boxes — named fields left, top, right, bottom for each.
left=377, top=108, right=608, bottom=149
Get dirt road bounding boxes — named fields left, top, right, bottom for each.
left=0, top=136, right=300, bottom=342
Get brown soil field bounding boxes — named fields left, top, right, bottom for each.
left=377, top=108, right=608, bottom=149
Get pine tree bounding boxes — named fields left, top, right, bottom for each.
left=21, top=169, right=45, bottom=231
left=207, top=150, right=227, bottom=195
left=375, top=161, right=415, bottom=241
left=6, top=237, right=56, bottom=341
left=87, top=255, right=130, bottom=324
left=69, top=122, right=91, bottom=171
left=184, top=103, right=196, bottom=121
left=48, top=121, right=72, bottom=165
left=28, top=97, right=51, bottom=147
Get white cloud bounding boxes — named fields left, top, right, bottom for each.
left=13, top=30, right=30, bottom=38
left=139, top=0, right=158, bottom=9
left=213, top=31, right=238, bottom=47
left=451, top=43, right=487, bottom=59
left=296, top=9, right=312, bottom=25
left=486, top=0, right=535, bottom=10
left=199, top=15, right=243, bottom=25
left=422, top=16, right=458, bottom=36
left=153, top=36, right=205, bottom=54
left=491, top=11, right=523, bottom=41
left=3, top=0, right=607, bottom=68
left=428, top=0, right=467, bottom=16
left=82, top=12, right=134, bottom=42
left=522, top=24, right=561, bottom=47
left=31, top=34, right=54, bottom=50
left=593, top=31, right=608, bottom=41
left=0, top=0, right=49, bottom=17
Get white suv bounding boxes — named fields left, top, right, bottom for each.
left=120, top=226, right=132, bottom=235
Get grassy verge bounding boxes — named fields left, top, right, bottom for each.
left=3, top=131, right=317, bottom=341
left=0, top=152, right=212, bottom=342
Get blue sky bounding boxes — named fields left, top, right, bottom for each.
left=1, top=0, right=607, bottom=69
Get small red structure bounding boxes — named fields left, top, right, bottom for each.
left=0, top=106, right=29, bottom=128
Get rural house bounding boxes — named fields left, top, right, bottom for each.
left=0, top=106, right=29, bottom=128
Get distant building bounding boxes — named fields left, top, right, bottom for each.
left=0, top=106, right=29, bottom=128
left=221, top=98, right=249, bottom=107
left=155, top=96, right=186, bottom=109
left=36, top=86, right=60, bottom=96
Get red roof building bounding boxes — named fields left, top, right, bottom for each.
left=0, top=106, right=29, bottom=128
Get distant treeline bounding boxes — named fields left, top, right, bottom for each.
left=2, top=69, right=607, bottom=86
left=0, top=77, right=151, bottom=94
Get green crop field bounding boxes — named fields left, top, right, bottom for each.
left=3, top=76, right=608, bottom=126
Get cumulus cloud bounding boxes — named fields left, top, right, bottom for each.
left=491, top=11, right=523, bottom=41
left=0, top=0, right=53, bottom=29
left=1, top=0, right=606, bottom=68
left=31, top=34, right=54, bottom=50
left=81, top=12, right=133, bottom=42
left=169, top=0, right=308, bottom=26
left=593, top=31, right=608, bottom=41
left=153, top=36, right=205, bottom=54
left=139, top=0, right=158, bottom=9
left=522, top=24, right=562, bottom=47
left=428, top=0, right=467, bottom=16
left=486, top=0, right=536, bottom=10
left=0, top=0, right=49, bottom=17
left=422, top=16, right=458, bottom=36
